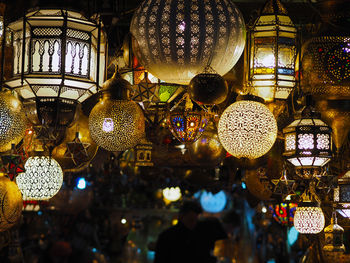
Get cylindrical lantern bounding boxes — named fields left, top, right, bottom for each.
left=323, top=214, right=345, bottom=252
left=283, top=103, right=332, bottom=171
left=16, top=156, right=64, bottom=200
left=130, top=0, right=246, bottom=85
left=0, top=175, right=23, bottom=232
left=0, top=90, right=27, bottom=152
left=89, top=73, right=145, bottom=152
left=294, top=203, right=325, bottom=234
left=218, top=95, right=277, bottom=159
left=248, top=0, right=297, bottom=102
left=6, top=9, right=107, bottom=141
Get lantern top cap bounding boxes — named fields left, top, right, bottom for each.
left=101, top=72, right=131, bottom=100
left=261, top=0, right=288, bottom=16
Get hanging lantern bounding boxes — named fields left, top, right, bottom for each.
left=188, top=67, right=229, bottom=105
left=162, top=187, right=181, bottom=203
left=52, top=107, right=98, bottom=173
left=6, top=9, right=106, bottom=142
left=16, top=156, right=63, bottom=200
left=248, top=0, right=297, bottom=102
left=269, top=202, right=298, bottom=226
left=89, top=73, right=145, bottom=152
left=130, top=0, right=246, bottom=85
left=0, top=90, right=27, bottom=152
left=187, top=120, right=226, bottom=167
left=294, top=203, right=325, bottom=234
left=283, top=100, right=332, bottom=172
left=334, top=171, right=350, bottom=218
left=168, top=94, right=208, bottom=144
left=218, top=95, right=277, bottom=159
left=0, top=175, right=23, bottom=232
left=135, top=138, right=153, bottom=167
left=199, top=190, right=227, bottom=214
left=131, top=72, right=160, bottom=110
left=323, top=213, right=345, bottom=252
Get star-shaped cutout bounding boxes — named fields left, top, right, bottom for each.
left=1, top=146, right=25, bottom=181
left=64, top=132, right=90, bottom=165
left=131, top=73, right=159, bottom=109
left=271, top=172, right=296, bottom=197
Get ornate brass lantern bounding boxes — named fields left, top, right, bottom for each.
left=6, top=9, right=106, bottom=143
left=323, top=213, right=345, bottom=252
left=248, top=0, right=297, bottom=102
left=283, top=101, right=332, bottom=173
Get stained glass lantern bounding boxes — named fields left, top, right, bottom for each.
left=168, top=94, right=208, bottom=143
left=294, top=202, right=325, bottom=234
left=130, top=0, right=246, bottom=85
left=269, top=202, right=298, bottom=226
left=16, top=156, right=64, bottom=200
left=89, top=73, right=145, bottom=152
left=283, top=102, right=332, bottom=171
left=218, top=95, right=277, bottom=159
left=248, top=0, right=297, bottom=102
left=323, top=213, right=345, bottom=252
left=5, top=9, right=106, bottom=141
left=0, top=90, right=27, bottom=152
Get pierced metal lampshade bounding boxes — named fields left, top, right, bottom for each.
left=293, top=203, right=325, bottom=234
left=16, top=156, right=64, bottom=200
left=283, top=104, right=332, bottom=169
left=89, top=73, right=145, bottom=152
left=0, top=175, right=23, bottom=232
left=218, top=95, right=277, bottom=159
left=130, top=0, right=246, bottom=84
left=0, top=90, right=26, bottom=152
left=248, top=0, right=297, bottom=102
left=323, top=215, right=345, bottom=252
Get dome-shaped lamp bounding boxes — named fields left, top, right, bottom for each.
left=168, top=94, right=208, bottom=143
left=0, top=90, right=27, bottom=152
left=130, top=0, right=245, bottom=84
left=188, top=67, right=229, bottom=105
left=283, top=97, right=332, bottom=178
left=89, top=73, right=145, bottom=152
left=16, top=156, right=64, bottom=200
left=323, top=212, right=345, bottom=252
left=218, top=95, right=277, bottom=159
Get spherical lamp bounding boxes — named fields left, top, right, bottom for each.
left=130, top=0, right=246, bottom=84
left=16, top=156, right=64, bottom=200
left=0, top=175, right=23, bottom=232
left=89, top=73, right=145, bottom=152
left=188, top=69, right=229, bottom=105
left=0, top=90, right=27, bottom=152
left=293, top=203, right=325, bottom=234
left=218, top=95, right=277, bottom=159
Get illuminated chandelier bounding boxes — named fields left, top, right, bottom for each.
left=283, top=97, right=332, bottom=176
left=168, top=93, right=208, bottom=144
left=248, top=0, right=297, bottom=102
left=16, top=155, right=64, bottom=200
left=5, top=9, right=106, bottom=144
left=218, top=95, right=277, bottom=159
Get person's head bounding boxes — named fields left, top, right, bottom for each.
left=178, top=200, right=203, bottom=230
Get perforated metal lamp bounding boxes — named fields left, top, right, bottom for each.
left=248, top=0, right=297, bottom=102
left=5, top=9, right=107, bottom=139
left=283, top=98, right=332, bottom=171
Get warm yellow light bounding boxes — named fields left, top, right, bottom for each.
left=162, top=187, right=182, bottom=202
left=218, top=100, right=277, bottom=159
left=294, top=206, right=325, bottom=234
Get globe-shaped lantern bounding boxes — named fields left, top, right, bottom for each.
left=6, top=9, right=107, bottom=143
left=0, top=90, right=26, bottom=152
left=218, top=95, right=277, bottom=159
left=0, top=175, right=23, bottom=232
left=188, top=68, right=229, bottom=105
left=16, top=156, right=64, bottom=200
left=89, top=73, right=145, bottom=152
left=283, top=102, right=332, bottom=171
left=130, top=0, right=246, bottom=85
left=293, top=203, right=325, bottom=234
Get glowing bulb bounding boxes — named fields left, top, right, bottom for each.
left=121, top=218, right=127, bottom=224
left=102, top=118, right=114, bottom=132
left=262, top=206, right=267, bottom=213
left=77, top=178, right=86, bottom=190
